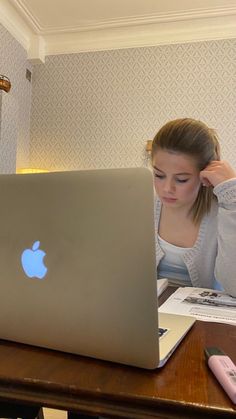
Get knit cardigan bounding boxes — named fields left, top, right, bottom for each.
left=154, top=178, right=236, bottom=297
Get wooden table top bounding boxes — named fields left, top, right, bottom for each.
left=0, top=287, right=235, bottom=418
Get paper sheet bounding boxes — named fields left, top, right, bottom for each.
left=157, top=278, right=169, bottom=296
left=159, top=287, right=236, bottom=325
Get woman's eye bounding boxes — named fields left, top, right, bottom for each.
left=154, top=174, right=165, bottom=179
left=176, top=179, right=188, bottom=183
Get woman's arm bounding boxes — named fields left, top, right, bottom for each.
left=200, top=161, right=236, bottom=297
left=213, top=178, right=236, bottom=297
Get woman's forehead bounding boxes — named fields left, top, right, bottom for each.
left=153, top=149, right=199, bottom=173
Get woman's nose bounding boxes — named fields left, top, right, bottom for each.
left=163, top=178, right=175, bottom=193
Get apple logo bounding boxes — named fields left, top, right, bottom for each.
left=21, top=241, right=47, bottom=279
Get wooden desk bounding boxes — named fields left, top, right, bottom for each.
left=0, top=287, right=235, bottom=418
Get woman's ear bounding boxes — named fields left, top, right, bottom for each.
left=214, top=140, right=221, bottom=161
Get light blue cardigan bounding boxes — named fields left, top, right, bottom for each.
left=155, top=178, right=236, bottom=297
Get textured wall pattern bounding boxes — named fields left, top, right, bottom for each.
left=0, top=91, right=18, bottom=173
left=0, top=23, right=32, bottom=173
left=30, top=39, right=236, bottom=171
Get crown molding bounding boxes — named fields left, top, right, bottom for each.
left=1, top=1, right=236, bottom=63
left=0, top=0, right=45, bottom=62
left=44, top=14, right=236, bottom=56
left=8, top=0, right=41, bottom=33
left=39, top=6, right=236, bottom=34
left=0, top=0, right=30, bottom=51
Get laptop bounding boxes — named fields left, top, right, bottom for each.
left=0, top=167, right=195, bottom=369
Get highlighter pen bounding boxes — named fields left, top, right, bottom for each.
left=205, top=347, right=236, bottom=404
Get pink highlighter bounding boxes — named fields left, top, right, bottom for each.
left=205, top=347, right=236, bottom=404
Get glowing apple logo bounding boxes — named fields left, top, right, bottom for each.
left=21, top=241, right=47, bottom=279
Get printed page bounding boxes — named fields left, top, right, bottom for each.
left=159, top=287, right=236, bottom=325
left=157, top=278, right=168, bottom=297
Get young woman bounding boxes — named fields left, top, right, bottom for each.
left=67, top=118, right=236, bottom=419
left=152, top=118, right=236, bottom=297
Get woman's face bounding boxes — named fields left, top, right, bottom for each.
left=152, top=149, right=202, bottom=211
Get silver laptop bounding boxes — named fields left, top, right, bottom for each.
left=0, top=167, right=195, bottom=369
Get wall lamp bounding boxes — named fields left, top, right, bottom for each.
left=146, top=140, right=153, bottom=153
left=0, top=75, right=11, bottom=93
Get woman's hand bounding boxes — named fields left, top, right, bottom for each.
left=200, top=160, right=236, bottom=187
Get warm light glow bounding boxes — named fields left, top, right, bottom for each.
left=16, top=168, right=49, bottom=174
left=146, top=140, right=153, bottom=153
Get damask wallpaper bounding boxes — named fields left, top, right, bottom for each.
left=0, top=23, right=32, bottom=173
left=30, top=39, right=236, bottom=171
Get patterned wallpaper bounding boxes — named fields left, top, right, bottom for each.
left=0, top=23, right=32, bottom=173
left=30, top=39, right=236, bottom=172
left=0, top=91, right=18, bottom=173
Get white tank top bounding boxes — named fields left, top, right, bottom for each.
left=158, top=235, right=192, bottom=286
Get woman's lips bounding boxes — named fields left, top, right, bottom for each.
left=162, top=197, right=177, bottom=203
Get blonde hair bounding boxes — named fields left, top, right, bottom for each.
left=151, top=118, right=221, bottom=224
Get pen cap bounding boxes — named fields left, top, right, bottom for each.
left=204, top=347, right=225, bottom=360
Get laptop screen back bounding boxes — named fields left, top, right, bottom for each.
left=0, top=168, right=159, bottom=368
